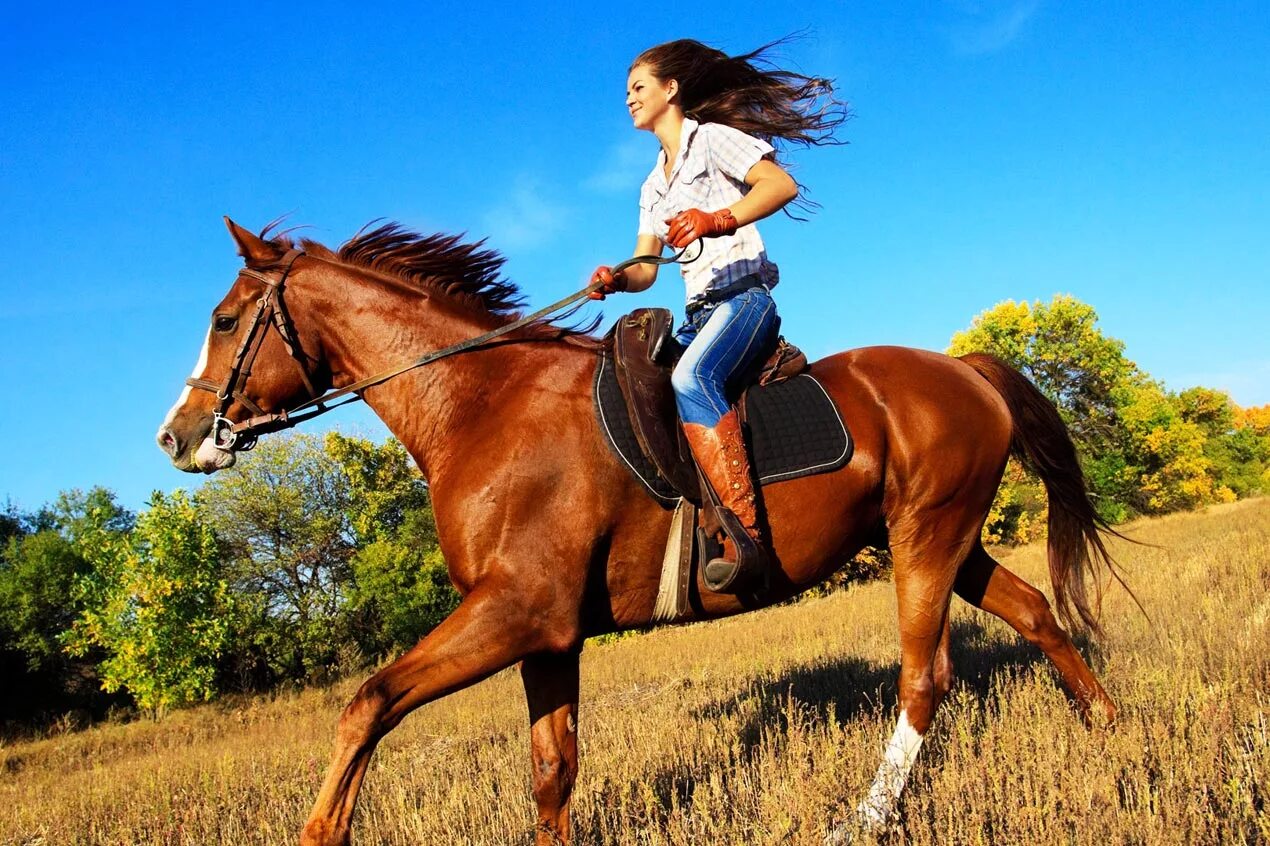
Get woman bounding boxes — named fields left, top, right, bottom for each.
left=591, top=38, right=846, bottom=592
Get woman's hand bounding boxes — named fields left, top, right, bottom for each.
left=664, top=208, right=738, bottom=248
left=587, top=265, right=628, bottom=300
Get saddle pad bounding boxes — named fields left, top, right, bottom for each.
left=745, top=372, right=854, bottom=484
left=593, top=356, right=852, bottom=506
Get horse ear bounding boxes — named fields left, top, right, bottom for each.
left=224, top=216, right=284, bottom=265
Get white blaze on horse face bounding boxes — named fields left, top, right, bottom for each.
left=163, top=329, right=212, bottom=427
left=858, top=710, right=925, bottom=830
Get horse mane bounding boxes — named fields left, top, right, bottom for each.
left=260, top=220, right=605, bottom=349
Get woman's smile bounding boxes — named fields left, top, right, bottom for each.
left=626, top=64, right=674, bottom=131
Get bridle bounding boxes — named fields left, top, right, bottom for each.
left=185, top=244, right=700, bottom=452
left=185, top=248, right=326, bottom=451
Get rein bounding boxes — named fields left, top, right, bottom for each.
left=190, top=245, right=697, bottom=450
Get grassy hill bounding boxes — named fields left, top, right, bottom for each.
left=3, top=500, right=1267, bottom=845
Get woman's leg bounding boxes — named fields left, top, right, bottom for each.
left=671, top=288, right=778, bottom=591
left=671, top=288, right=778, bottom=427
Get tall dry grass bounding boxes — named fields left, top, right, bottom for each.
left=2, top=499, right=1267, bottom=845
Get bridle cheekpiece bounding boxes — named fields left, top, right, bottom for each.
left=185, top=248, right=321, bottom=451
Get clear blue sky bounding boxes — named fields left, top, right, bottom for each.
left=2, top=1, right=1267, bottom=513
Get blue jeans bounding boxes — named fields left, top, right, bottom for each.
left=671, top=286, right=779, bottom=427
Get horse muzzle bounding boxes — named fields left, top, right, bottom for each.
left=157, top=416, right=238, bottom=474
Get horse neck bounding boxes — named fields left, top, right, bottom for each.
left=298, top=261, right=582, bottom=482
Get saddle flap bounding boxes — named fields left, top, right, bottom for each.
left=613, top=309, right=700, bottom=498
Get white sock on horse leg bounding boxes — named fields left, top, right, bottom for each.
left=858, top=709, right=925, bottom=829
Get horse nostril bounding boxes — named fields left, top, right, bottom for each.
left=157, top=427, right=180, bottom=457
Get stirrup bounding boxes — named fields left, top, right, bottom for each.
left=700, top=499, right=769, bottom=594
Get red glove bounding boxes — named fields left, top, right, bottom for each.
left=664, top=208, right=739, bottom=248
left=587, top=265, right=627, bottom=300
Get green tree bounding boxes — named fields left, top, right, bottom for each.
left=325, top=432, right=431, bottom=545
left=0, top=490, right=136, bottom=723
left=326, top=432, right=456, bottom=656
left=1, top=531, right=87, bottom=671
left=198, top=433, right=356, bottom=683
left=64, top=491, right=230, bottom=713
left=0, top=488, right=133, bottom=672
left=948, top=295, right=1134, bottom=449
left=348, top=537, right=457, bottom=654
left=949, top=296, right=1141, bottom=537
left=1114, top=379, right=1218, bottom=512
left=0, top=501, right=25, bottom=545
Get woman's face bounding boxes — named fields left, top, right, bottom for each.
left=626, top=64, right=677, bottom=131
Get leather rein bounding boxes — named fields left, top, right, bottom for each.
left=186, top=246, right=698, bottom=451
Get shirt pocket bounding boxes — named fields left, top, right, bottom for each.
left=666, top=161, right=711, bottom=212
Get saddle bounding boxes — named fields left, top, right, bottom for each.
left=596, top=307, right=850, bottom=612
left=609, top=307, right=809, bottom=505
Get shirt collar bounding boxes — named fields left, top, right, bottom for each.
left=652, top=117, right=700, bottom=188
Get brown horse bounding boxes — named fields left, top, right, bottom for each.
left=157, top=218, right=1121, bottom=845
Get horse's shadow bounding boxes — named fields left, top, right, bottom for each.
left=601, top=616, right=1097, bottom=839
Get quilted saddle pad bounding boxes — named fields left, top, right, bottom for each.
left=593, top=355, right=853, bottom=507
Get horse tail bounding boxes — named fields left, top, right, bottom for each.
left=959, top=352, right=1135, bottom=638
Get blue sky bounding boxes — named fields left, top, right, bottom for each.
left=1, top=1, right=1267, bottom=512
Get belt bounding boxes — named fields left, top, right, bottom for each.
left=684, top=275, right=768, bottom=315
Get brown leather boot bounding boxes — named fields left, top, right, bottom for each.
left=682, top=408, right=768, bottom=592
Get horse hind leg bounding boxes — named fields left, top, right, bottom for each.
left=954, top=542, right=1116, bottom=724
left=826, top=515, right=975, bottom=843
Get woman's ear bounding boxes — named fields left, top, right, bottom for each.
left=666, top=79, right=679, bottom=102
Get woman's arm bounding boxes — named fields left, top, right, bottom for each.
left=731, top=159, right=799, bottom=226
left=618, top=233, right=666, bottom=292
left=664, top=159, right=799, bottom=247
left=590, top=233, right=664, bottom=299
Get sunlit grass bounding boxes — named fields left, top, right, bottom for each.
left=3, top=500, right=1267, bottom=845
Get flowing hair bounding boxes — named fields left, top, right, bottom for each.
left=630, top=35, right=849, bottom=213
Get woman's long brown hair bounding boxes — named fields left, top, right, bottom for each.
left=631, top=36, right=849, bottom=212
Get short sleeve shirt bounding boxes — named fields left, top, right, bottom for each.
left=638, top=118, right=780, bottom=305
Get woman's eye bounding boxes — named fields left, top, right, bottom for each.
left=213, top=315, right=237, bottom=333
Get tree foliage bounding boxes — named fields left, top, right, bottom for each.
left=196, top=432, right=456, bottom=684
left=198, top=434, right=355, bottom=683
left=950, top=295, right=1267, bottom=543
left=327, top=432, right=456, bottom=655
left=948, top=295, right=1132, bottom=449
left=0, top=489, right=132, bottom=672
left=63, top=491, right=230, bottom=713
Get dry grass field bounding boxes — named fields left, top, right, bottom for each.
left=2, top=499, right=1267, bottom=845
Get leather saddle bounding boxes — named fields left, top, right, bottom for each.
left=610, top=307, right=808, bottom=505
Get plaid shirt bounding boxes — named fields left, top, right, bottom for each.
left=638, top=118, right=780, bottom=305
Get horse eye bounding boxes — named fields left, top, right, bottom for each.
left=213, top=315, right=238, bottom=333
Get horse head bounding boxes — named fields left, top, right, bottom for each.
left=157, top=218, right=328, bottom=473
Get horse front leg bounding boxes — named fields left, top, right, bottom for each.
left=299, top=582, right=552, bottom=846
left=522, top=651, right=581, bottom=845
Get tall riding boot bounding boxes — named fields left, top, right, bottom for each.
left=682, top=408, right=769, bottom=592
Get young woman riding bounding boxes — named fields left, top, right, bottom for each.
left=590, top=37, right=846, bottom=591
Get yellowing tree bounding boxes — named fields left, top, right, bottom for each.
left=948, top=295, right=1251, bottom=542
